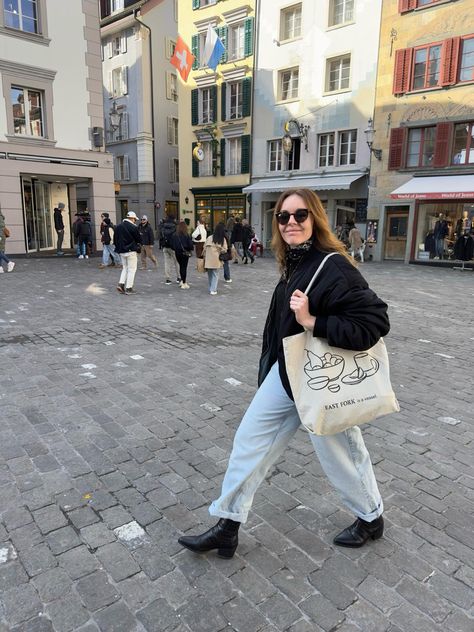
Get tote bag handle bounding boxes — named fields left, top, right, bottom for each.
left=304, top=252, right=338, bottom=296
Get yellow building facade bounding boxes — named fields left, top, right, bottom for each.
left=368, top=0, right=474, bottom=264
left=177, top=0, right=255, bottom=229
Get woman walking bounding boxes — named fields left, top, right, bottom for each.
left=203, top=222, right=228, bottom=295
left=171, top=221, right=193, bottom=289
left=179, top=188, right=390, bottom=557
left=192, top=216, right=207, bottom=259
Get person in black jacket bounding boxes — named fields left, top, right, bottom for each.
left=114, top=211, right=141, bottom=294
left=53, top=202, right=65, bottom=256
left=230, top=218, right=243, bottom=262
left=179, top=188, right=391, bottom=558
left=241, top=218, right=255, bottom=264
left=138, top=215, right=158, bottom=270
left=159, top=214, right=180, bottom=284
left=171, top=221, right=193, bottom=289
left=77, top=213, right=92, bottom=259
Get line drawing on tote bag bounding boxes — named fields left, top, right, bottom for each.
left=303, top=350, right=380, bottom=393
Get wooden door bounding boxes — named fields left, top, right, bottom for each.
left=384, top=210, right=409, bottom=260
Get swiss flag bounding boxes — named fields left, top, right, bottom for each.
left=170, top=35, right=195, bottom=83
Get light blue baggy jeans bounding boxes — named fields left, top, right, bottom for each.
left=209, top=363, right=383, bottom=524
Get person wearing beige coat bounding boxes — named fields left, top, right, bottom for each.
left=203, top=223, right=228, bottom=295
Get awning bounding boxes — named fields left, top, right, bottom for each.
left=390, top=174, right=474, bottom=200
left=242, top=173, right=364, bottom=194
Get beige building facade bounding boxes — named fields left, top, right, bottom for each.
left=368, top=0, right=474, bottom=264
left=0, top=0, right=115, bottom=255
left=177, top=0, right=255, bottom=229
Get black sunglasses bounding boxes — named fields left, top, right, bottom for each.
left=275, top=209, right=309, bottom=225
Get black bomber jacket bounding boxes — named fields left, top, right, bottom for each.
left=258, top=248, right=391, bottom=399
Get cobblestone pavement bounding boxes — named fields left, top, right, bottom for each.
left=0, top=253, right=473, bottom=632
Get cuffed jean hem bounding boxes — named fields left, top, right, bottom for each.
left=208, top=505, right=248, bottom=524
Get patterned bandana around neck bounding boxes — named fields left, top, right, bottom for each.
left=283, top=239, right=313, bottom=281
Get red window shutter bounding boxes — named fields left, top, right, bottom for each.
left=399, top=0, right=416, bottom=13
left=433, top=123, right=452, bottom=167
left=393, top=48, right=413, bottom=95
left=440, top=37, right=461, bottom=86
left=388, top=128, right=407, bottom=170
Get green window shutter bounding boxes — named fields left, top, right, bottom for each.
left=192, top=142, right=199, bottom=178
left=244, top=17, right=254, bottom=57
left=192, top=0, right=200, bottom=10
left=192, top=34, right=199, bottom=70
left=241, top=134, right=251, bottom=174
left=191, top=89, right=199, bottom=126
left=242, top=77, right=252, bottom=118
left=221, top=82, right=227, bottom=121
left=217, top=26, right=228, bottom=63
left=210, top=84, right=218, bottom=123
left=220, top=138, right=226, bottom=176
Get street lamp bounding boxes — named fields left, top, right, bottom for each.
left=364, top=117, right=382, bottom=161
left=109, top=102, right=122, bottom=131
left=282, top=119, right=310, bottom=152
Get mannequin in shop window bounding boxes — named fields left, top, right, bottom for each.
left=433, top=213, right=449, bottom=259
left=453, top=230, right=474, bottom=262
left=424, top=230, right=436, bottom=258
left=455, top=211, right=472, bottom=237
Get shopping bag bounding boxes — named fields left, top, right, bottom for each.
left=283, top=253, right=399, bottom=435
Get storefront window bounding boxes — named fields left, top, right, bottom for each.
left=415, top=201, right=474, bottom=260
left=451, top=122, right=474, bottom=165
left=195, top=194, right=246, bottom=231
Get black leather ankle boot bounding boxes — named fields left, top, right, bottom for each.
left=333, top=516, right=384, bottom=548
left=178, top=519, right=240, bottom=558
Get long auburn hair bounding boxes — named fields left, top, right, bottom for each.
left=271, top=188, right=355, bottom=271
left=176, top=221, right=188, bottom=236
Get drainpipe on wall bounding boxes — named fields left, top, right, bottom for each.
left=248, top=0, right=260, bottom=227
left=133, top=8, right=157, bottom=229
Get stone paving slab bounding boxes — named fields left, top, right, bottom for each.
left=0, top=254, right=473, bottom=631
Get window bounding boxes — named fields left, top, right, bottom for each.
left=194, top=0, right=217, bottom=9
left=329, top=0, right=354, bottom=27
left=459, top=37, right=474, bottom=82
left=228, top=22, right=245, bottom=61
left=11, top=86, right=43, bottom=136
left=228, top=81, right=242, bottom=119
left=200, top=87, right=214, bottom=124
left=287, top=138, right=301, bottom=170
left=339, top=129, right=357, bottom=165
left=114, top=155, right=129, bottom=181
left=111, top=0, right=123, bottom=12
left=166, top=71, right=178, bottom=102
left=399, top=0, right=444, bottom=11
left=108, top=111, right=129, bottom=142
left=226, top=138, right=242, bottom=175
left=452, top=122, right=474, bottom=165
left=4, top=0, right=38, bottom=33
left=319, top=133, right=335, bottom=167
left=167, top=117, right=178, bottom=145
left=268, top=139, right=284, bottom=171
left=199, top=141, right=213, bottom=177
left=165, top=37, right=176, bottom=60
left=406, top=127, right=435, bottom=167
left=326, top=55, right=351, bottom=92
left=169, top=158, right=179, bottom=182
left=412, top=44, right=441, bottom=90
left=111, top=66, right=128, bottom=97
left=280, top=3, right=302, bottom=41
left=278, top=67, right=299, bottom=101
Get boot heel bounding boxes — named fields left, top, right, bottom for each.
left=217, top=546, right=237, bottom=559
left=371, top=526, right=384, bottom=540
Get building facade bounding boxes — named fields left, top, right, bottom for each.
left=244, top=0, right=382, bottom=252
left=0, top=0, right=115, bottom=255
left=368, top=0, right=474, bottom=263
left=178, top=0, right=255, bottom=229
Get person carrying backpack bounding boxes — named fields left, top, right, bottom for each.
left=159, top=214, right=180, bottom=285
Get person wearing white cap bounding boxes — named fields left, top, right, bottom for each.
left=113, top=211, right=142, bottom=294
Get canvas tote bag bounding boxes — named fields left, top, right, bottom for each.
left=283, top=253, right=399, bottom=435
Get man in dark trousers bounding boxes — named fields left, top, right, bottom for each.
left=241, top=218, right=255, bottom=264
left=159, top=213, right=180, bottom=284
left=138, top=215, right=158, bottom=270
left=54, top=202, right=65, bottom=256
left=114, top=211, right=142, bottom=294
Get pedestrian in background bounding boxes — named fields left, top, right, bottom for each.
left=0, top=208, right=14, bottom=273
left=203, top=222, right=227, bottom=295
left=53, top=202, right=65, bottom=256
left=75, top=213, right=92, bottom=259
left=348, top=223, right=365, bottom=263
left=99, top=217, right=121, bottom=268
left=171, top=221, right=193, bottom=289
left=114, top=211, right=141, bottom=294
left=138, top=215, right=158, bottom=270
left=241, top=219, right=255, bottom=264
left=231, top=218, right=243, bottom=262
left=192, top=216, right=207, bottom=259
left=159, top=214, right=180, bottom=285
left=179, top=187, right=389, bottom=558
